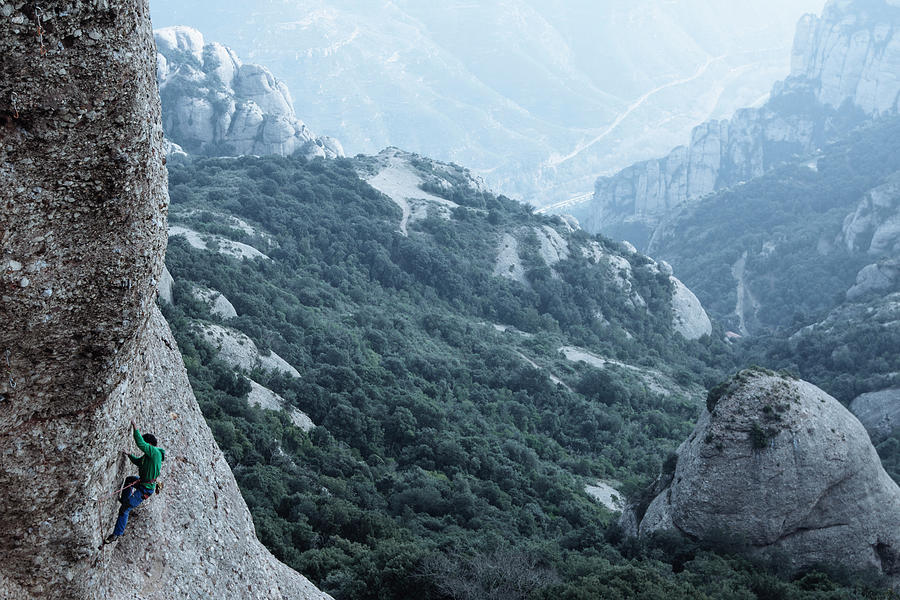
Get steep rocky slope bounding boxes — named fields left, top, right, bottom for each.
left=0, top=2, right=328, bottom=598
left=571, top=0, right=900, bottom=247
left=156, top=26, right=343, bottom=158
left=637, top=369, right=900, bottom=582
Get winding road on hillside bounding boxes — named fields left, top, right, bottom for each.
left=545, top=54, right=725, bottom=168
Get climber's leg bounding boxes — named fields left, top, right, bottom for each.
left=111, top=486, right=145, bottom=537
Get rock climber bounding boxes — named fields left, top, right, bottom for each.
left=104, top=420, right=165, bottom=544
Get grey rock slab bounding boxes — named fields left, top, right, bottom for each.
left=670, top=276, right=712, bottom=340
left=851, top=388, right=900, bottom=443
left=640, top=371, right=900, bottom=583
left=158, top=266, right=174, bottom=305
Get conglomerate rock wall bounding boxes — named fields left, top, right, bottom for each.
left=0, top=2, right=329, bottom=598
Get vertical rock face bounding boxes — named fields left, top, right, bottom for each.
left=0, top=2, right=329, bottom=598
left=577, top=95, right=824, bottom=246
left=792, top=0, right=900, bottom=114
left=155, top=26, right=344, bottom=159
left=575, top=0, right=900, bottom=246
left=638, top=370, right=900, bottom=582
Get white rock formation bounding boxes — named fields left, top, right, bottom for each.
left=169, top=225, right=270, bottom=260
left=579, top=241, right=647, bottom=308
left=158, top=266, right=175, bottom=305
left=361, top=148, right=460, bottom=235
left=846, top=258, right=900, bottom=300
left=559, top=346, right=674, bottom=396
left=792, top=0, right=900, bottom=114
left=535, top=225, right=570, bottom=266
left=851, top=388, right=900, bottom=442
left=155, top=26, right=343, bottom=159
left=247, top=380, right=314, bottom=431
left=640, top=370, right=900, bottom=582
left=162, top=137, right=188, bottom=157
left=192, top=285, right=238, bottom=319
left=670, top=276, right=712, bottom=339
left=195, top=322, right=301, bottom=378
left=842, top=173, right=900, bottom=253
left=584, top=481, right=625, bottom=513
left=578, top=240, right=710, bottom=333
left=494, top=233, right=529, bottom=286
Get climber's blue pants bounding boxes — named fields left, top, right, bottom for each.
left=113, top=485, right=147, bottom=536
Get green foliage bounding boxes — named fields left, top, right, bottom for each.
left=706, top=381, right=729, bottom=413
left=161, top=152, right=886, bottom=599
left=749, top=422, right=776, bottom=450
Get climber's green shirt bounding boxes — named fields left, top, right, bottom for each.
left=128, top=428, right=165, bottom=491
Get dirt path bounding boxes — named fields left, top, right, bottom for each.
left=364, top=150, right=456, bottom=236
left=546, top=54, right=724, bottom=168
left=731, top=251, right=760, bottom=336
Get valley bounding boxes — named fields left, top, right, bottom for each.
left=3, top=1, right=900, bottom=598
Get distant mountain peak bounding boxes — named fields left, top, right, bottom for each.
left=155, top=26, right=343, bottom=159
left=569, top=0, right=900, bottom=247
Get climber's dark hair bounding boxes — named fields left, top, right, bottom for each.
left=144, top=433, right=158, bottom=447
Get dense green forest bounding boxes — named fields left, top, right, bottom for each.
left=160, top=152, right=896, bottom=599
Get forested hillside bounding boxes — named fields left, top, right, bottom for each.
left=159, top=152, right=892, bottom=599
left=650, top=117, right=900, bottom=397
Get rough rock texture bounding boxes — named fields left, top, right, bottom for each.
left=155, top=26, right=343, bottom=159
left=639, top=370, right=900, bottom=582
left=0, top=3, right=328, bottom=598
left=576, top=0, right=900, bottom=245
left=851, top=388, right=900, bottom=442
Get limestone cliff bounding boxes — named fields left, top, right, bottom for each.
left=573, top=0, right=900, bottom=247
left=0, top=2, right=329, bottom=598
left=637, top=370, right=900, bottom=582
left=156, top=26, right=343, bottom=159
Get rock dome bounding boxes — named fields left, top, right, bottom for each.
left=639, top=369, right=900, bottom=582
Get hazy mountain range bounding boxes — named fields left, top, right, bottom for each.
left=149, top=0, right=821, bottom=205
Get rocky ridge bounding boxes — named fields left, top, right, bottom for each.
left=156, top=26, right=343, bottom=159
left=637, top=369, right=900, bottom=582
left=572, top=0, right=900, bottom=247
left=489, top=223, right=711, bottom=339
left=0, top=2, right=328, bottom=598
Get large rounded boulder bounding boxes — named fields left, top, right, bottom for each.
left=639, top=369, right=900, bottom=581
